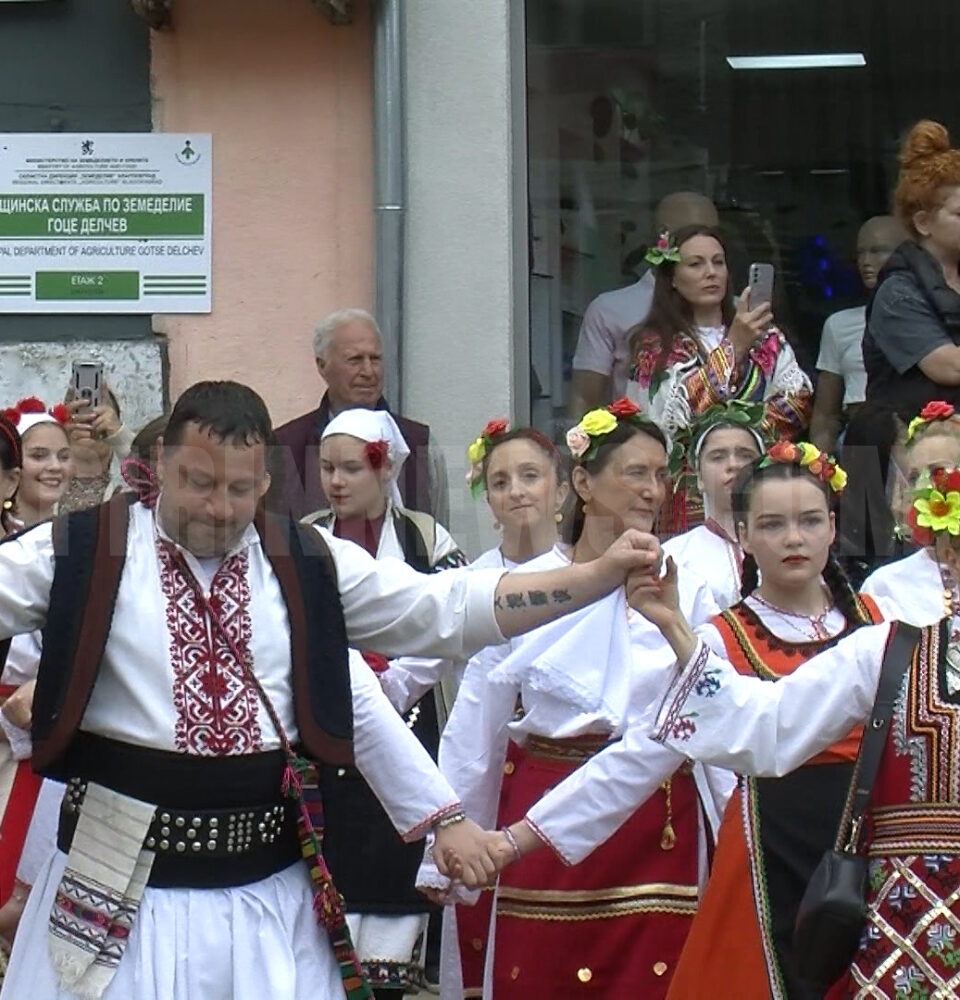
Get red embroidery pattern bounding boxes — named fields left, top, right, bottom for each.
left=157, top=543, right=262, bottom=755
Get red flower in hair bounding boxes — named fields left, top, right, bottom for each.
left=932, top=467, right=960, bottom=494
left=920, top=400, right=955, bottom=422
left=482, top=419, right=509, bottom=440
left=767, top=440, right=799, bottom=464
left=907, top=504, right=935, bottom=547
left=364, top=439, right=389, bottom=470
left=48, top=403, right=70, bottom=426
left=607, top=397, right=641, bottom=419
left=16, top=397, right=46, bottom=414
left=1, top=407, right=19, bottom=426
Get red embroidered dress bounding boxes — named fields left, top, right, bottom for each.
left=828, top=621, right=960, bottom=998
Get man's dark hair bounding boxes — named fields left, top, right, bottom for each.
left=164, top=381, right=274, bottom=448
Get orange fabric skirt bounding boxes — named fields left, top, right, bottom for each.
left=666, top=786, right=769, bottom=999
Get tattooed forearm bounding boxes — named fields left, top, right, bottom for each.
left=495, top=588, right=573, bottom=612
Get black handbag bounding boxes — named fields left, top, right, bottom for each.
left=793, top=621, right=920, bottom=990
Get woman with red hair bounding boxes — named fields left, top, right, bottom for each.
left=862, top=120, right=960, bottom=411
left=841, top=121, right=960, bottom=585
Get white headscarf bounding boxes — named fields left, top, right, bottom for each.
left=321, top=408, right=410, bottom=508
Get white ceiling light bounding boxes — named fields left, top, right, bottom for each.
left=726, top=53, right=866, bottom=70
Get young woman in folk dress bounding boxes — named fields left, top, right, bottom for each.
left=0, top=400, right=71, bottom=969
left=862, top=400, right=960, bottom=626
left=433, top=400, right=724, bottom=1000
left=662, top=401, right=765, bottom=610
left=644, top=455, right=960, bottom=998
left=302, top=406, right=467, bottom=998
left=660, top=443, right=883, bottom=1000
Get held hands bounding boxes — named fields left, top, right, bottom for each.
left=432, top=817, right=504, bottom=889
left=728, top=287, right=774, bottom=361
left=595, top=530, right=663, bottom=593
left=424, top=818, right=537, bottom=902
left=627, top=555, right=680, bottom=628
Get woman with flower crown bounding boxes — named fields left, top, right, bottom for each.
left=662, top=401, right=766, bottom=609
left=381, top=419, right=569, bottom=710
left=427, top=398, right=725, bottom=1000
left=625, top=225, right=811, bottom=451
left=0, top=399, right=71, bottom=970
left=636, top=448, right=960, bottom=997
left=477, top=440, right=882, bottom=1000
left=380, top=419, right=568, bottom=993
left=301, top=407, right=467, bottom=999
left=861, top=401, right=960, bottom=627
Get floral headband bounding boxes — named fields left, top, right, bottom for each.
left=759, top=440, right=847, bottom=493
left=566, top=398, right=651, bottom=464
left=905, top=466, right=960, bottom=547
left=667, top=400, right=765, bottom=489
left=466, top=418, right=510, bottom=497
left=906, top=400, right=956, bottom=442
left=644, top=230, right=681, bottom=267
left=2, top=396, right=69, bottom=433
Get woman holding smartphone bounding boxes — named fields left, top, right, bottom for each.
left=625, top=225, right=811, bottom=532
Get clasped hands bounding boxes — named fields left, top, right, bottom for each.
left=423, top=819, right=516, bottom=904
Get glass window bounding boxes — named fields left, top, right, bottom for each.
left=525, top=0, right=959, bottom=434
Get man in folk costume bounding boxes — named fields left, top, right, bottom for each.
left=0, top=381, right=663, bottom=1000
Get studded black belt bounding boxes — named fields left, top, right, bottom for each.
left=53, top=734, right=304, bottom=889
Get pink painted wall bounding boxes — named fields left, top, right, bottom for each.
left=150, top=0, right=373, bottom=423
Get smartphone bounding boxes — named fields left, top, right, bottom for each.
left=71, top=361, right=105, bottom=409
left=748, top=262, right=775, bottom=309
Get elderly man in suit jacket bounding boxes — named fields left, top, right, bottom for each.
left=272, top=309, right=448, bottom=522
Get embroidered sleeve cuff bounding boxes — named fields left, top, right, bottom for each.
left=652, top=640, right=711, bottom=745
left=403, top=800, right=464, bottom=843
left=523, top=814, right=573, bottom=867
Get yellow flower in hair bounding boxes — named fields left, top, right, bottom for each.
left=579, top=408, right=618, bottom=437
left=915, top=489, right=960, bottom=535
left=466, top=437, right=486, bottom=466
left=796, top=442, right=820, bottom=467
left=829, top=466, right=848, bottom=493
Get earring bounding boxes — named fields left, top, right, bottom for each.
left=493, top=520, right=501, bottom=531
left=2, top=499, right=11, bottom=511
left=582, top=501, right=592, bottom=516
left=554, top=511, right=563, bottom=524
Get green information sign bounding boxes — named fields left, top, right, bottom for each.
left=0, top=133, right=212, bottom=313
left=35, top=271, right=140, bottom=301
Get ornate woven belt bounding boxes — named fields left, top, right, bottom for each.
left=869, top=803, right=960, bottom=856
left=523, top=733, right=617, bottom=763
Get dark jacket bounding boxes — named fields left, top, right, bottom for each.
left=271, top=394, right=433, bottom=521
left=862, top=241, right=960, bottom=416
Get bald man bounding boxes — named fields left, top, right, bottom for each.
left=569, top=192, right=719, bottom=415
left=810, top=215, right=908, bottom=452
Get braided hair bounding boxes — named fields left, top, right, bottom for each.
left=0, top=413, right=22, bottom=535
left=731, top=458, right=872, bottom=628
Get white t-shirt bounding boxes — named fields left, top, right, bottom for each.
left=816, top=305, right=867, bottom=406
left=572, top=271, right=656, bottom=399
